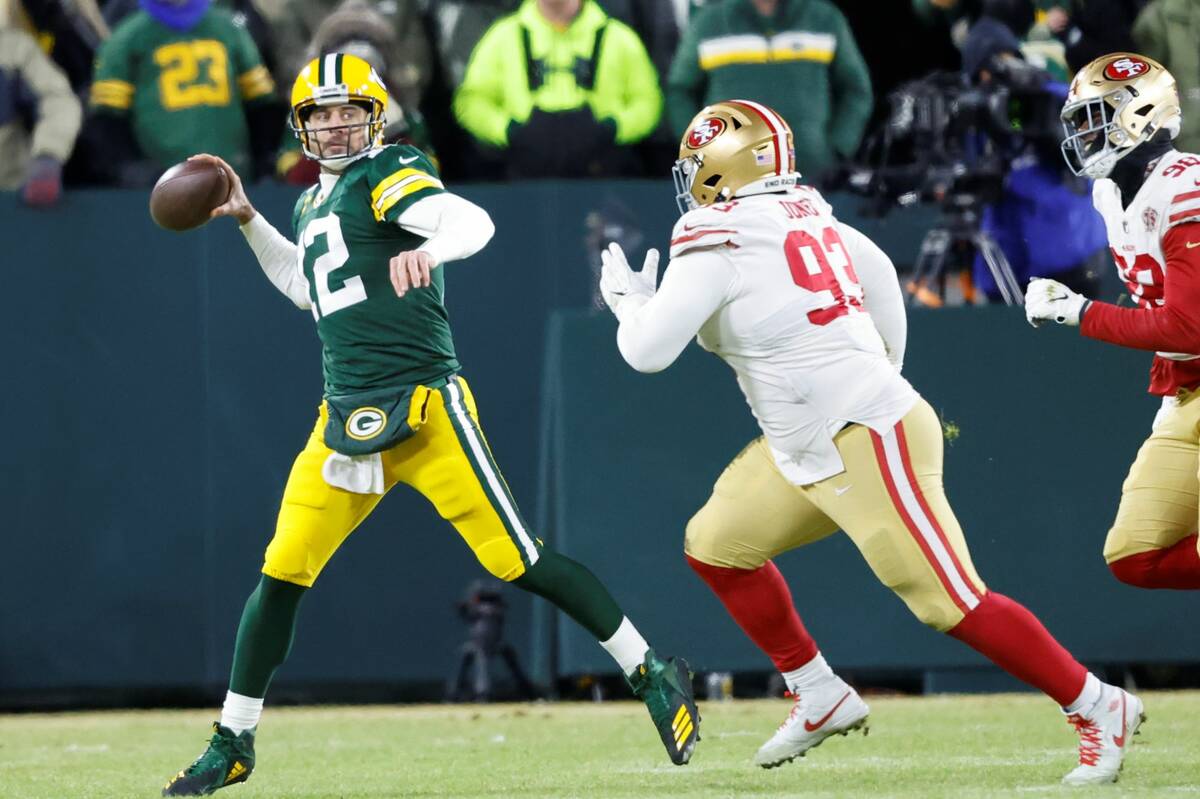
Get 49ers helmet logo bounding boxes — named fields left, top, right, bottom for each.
left=687, top=118, right=726, bottom=148
left=346, top=407, right=387, bottom=440
left=1104, top=57, right=1149, bottom=81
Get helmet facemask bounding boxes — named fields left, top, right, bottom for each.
left=291, top=96, right=384, bottom=172
left=672, top=154, right=704, bottom=214
left=1060, top=89, right=1138, bottom=179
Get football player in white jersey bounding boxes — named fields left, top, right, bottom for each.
left=601, top=99, right=1143, bottom=784
left=1028, top=53, right=1200, bottom=592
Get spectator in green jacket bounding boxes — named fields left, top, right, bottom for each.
left=453, top=0, right=663, bottom=178
left=667, top=0, right=872, bottom=181
left=1134, top=0, right=1200, bottom=153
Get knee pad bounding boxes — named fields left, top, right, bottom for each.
left=473, top=537, right=528, bottom=582
left=684, top=506, right=746, bottom=567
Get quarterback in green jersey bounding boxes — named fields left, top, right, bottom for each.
left=161, top=53, right=699, bottom=797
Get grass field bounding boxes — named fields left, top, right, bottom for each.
left=2, top=692, right=1197, bottom=799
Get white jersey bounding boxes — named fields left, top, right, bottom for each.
left=1093, top=149, right=1200, bottom=361
left=617, top=187, right=918, bottom=485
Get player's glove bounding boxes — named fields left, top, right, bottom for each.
left=20, top=155, right=62, bottom=207
left=1025, top=277, right=1090, bottom=327
left=599, top=242, right=659, bottom=319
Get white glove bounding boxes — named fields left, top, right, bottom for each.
left=1025, top=277, right=1090, bottom=327
left=599, top=243, right=659, bottom=319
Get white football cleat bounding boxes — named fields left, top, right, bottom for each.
left=754, top=678, right=869, bottom=768
left=1062, top=684, right=1145, bottom=786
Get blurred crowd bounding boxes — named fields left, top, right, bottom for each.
left=2, top=0, right=1199, bottom=212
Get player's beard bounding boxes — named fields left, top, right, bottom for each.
left=309, top=124, right=373, bottom=172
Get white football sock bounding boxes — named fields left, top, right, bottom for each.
left=782, top=652, right=836, bottom=694
left=1062, top=672, right=1103, bottom=715
left=600, top=617, right=650, bottom=676
left=219, top=691, right=264, bottom=735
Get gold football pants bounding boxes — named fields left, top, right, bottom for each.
left=685, top=399, right=988, bottom=631
left=1104, top=388, right=1200, bottom=562
left=262, top=376, right=540, bottom=587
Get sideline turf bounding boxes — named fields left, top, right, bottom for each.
left=2, top=691, right=1196, bottom=798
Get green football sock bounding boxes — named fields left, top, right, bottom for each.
left=514, top=548, right=623, bottom=640
left=228, top=575, right=307, bottom=698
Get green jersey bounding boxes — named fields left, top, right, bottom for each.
left=90, top=8, right=275, bottom=174
left=292, top=144, right=460, bottom=395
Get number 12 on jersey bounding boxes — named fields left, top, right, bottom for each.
left=299, top=213, right=368, bottom=319
left=784, top=227, right=863, bottom=326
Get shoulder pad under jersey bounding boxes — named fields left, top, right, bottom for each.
left=670, top=202, right=744, bottom=258
left=1160, top=153, right=1200, bottom=230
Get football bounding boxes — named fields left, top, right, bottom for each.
left=149, top=160, right=231, bottom=231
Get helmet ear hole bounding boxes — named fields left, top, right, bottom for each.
left=703, top=173, right=722, bottom=188
left=730, top=117, right=743, bottom=130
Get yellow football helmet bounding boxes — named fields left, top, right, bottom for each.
left=1061, top=52, right=1181, bottom=179
left=673, top=100, right=800, bottom=213
left=289, top=52, right=388, bottom=169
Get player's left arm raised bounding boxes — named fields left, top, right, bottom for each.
left=1027, top=223, right=1200, bottom=351
left=600, top=242, right=734, bottom=372
left=366, top=148, right=495, bottom=298
left=390, top=194, right=495, bottom=297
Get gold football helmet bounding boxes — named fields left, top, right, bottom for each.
left=289, top=53, right=388, bottom=170
left=673, top=100, right=800, bottom=213
left=1061, top=53, right=1181, bottom=179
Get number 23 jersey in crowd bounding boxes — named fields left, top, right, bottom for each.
left=670, top=186, right=918, bottom=485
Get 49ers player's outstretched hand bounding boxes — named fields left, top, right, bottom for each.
left=1025, top=277, right=1091, bottom=327
left=391, top=250, right=437, bottom=298
left=600, top=243, right=659, bottom=318
left=189, top=153, right=256, bottom=225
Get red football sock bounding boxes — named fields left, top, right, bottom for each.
left=1109, top=535, right=1200, bottom=589
left=947, top=592, right=1087, bottom=706
left=685, top=555, right=818, bottom=672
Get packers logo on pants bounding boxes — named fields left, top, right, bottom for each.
left=346, top=407, right=386, bottom=441
left=264, top=377, right=540, bottom=588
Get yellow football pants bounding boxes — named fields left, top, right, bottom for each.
left=262, top=376, right=540, bottom=587
left=1104, top=388, right=1200, bottom=562
left=685, top=399, right=988, bottom=631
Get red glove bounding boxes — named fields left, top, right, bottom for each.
left=21, top=156, right=63, bottom=207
